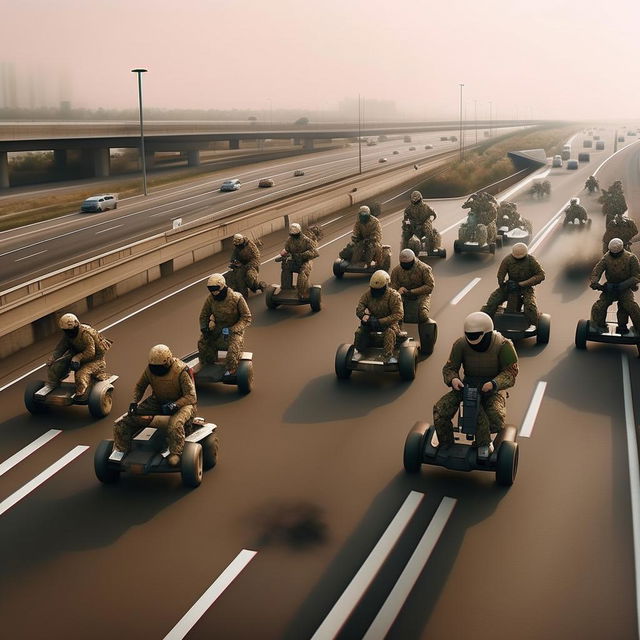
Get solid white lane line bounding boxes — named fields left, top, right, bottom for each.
left=450, top=278, right=481, bottom=305
left=0, top=446, right=88, bottom=517
left=528, top=199, right=570, bottom=255
left=95, top=224, right=123, bottom=235
left=441, top=217, right=466, bottom=235
left=519, top=381, right=547, bottom=437
left=321, top=216, right=345, bottom=227
left=163, top=549, right=257, bottom=640
left=0, top=429, right=62, bottom=476
left=311, top=491, right=424, bottom=640
left=14, top=249, right=47, bottom=262
left=362, top=497, right=457, bottom=640
left=497, top=167, right=550, bottom=203
left=621, top=353, right=640, bottom=640
left=594, top=138, right=640, bottom=176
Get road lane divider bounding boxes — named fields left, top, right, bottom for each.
left=0, top=429, right=61, bottom=476
left=528, top=200, right=570, bottom=255
left=163, top=549, right=257, bottom=640
left=621, top=353, right=640, bottom=639
left=311, top=491, right=424, bottom=640
left=450, top=278, right=481, bottom=305
left=95, top=224, right=123, bottom=235
left=14, top=249, right=47, bottom=262
left=0, top=445, right=88, bottom=517
left=519, top=381, right=547, bottom=437
left=362, top=497, right=457, bottom=640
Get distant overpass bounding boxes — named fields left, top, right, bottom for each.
left=0, top=119, right=537, bottom=188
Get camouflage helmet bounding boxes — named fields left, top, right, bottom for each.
left=410, top=190, right=423, bottom=203
left=570, top=198, right=578, bottom=205
left=207, top=273, right=226, bottom=289
left=358, top=205, right=371, bottom=215
left=148, top=344, right=173, bottom=366
left=511, top=243, right=528, bottom=259
left=608, top=238, right=624, bottom=254
left=59, top=313, right=79, bottom=330
left=232, top=233, right=245, bottom=246
left=370, top=270, right=390, bottom=289
left=464, top=311, right=493, bottom=345
left=289, top=223, right=302, bottom=235
left=399, top=248, right=416, bottom=262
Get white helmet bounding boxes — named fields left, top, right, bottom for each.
left=358, top=205, right=371, bottom=215
left=410, top=190, right=422, bottom=203
left=59, top=313, right=79, bottom=330
left=399, top=248, right=416, bottom=262
left=464, top=311, right=494, bottom=344
left=609, top=238, right=624, bottom=254
left=370, top=270, right=390, bottom=289
left=207, top=273, right=226, bottom=289
left=289, top=223, right=301, bottom=235
left=148, top=344, right=173, bottom=365
left=511, top=243, right=528, bottom=259
left=232, top=233, right=245, bottom=246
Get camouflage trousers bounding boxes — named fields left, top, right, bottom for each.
left=482, top=286, right=538, bottom=325
left=354, top=326, right=397, bottom=358
left=591, top=290, right=640, bottom=330
left=282, top=262, right=312, bottom=298
left=198, top=329, right=244, bottom=372
left=402, top=220, right=433, bottom=248
left=47, top=355, right=106, bottom=395
left=228, top=265, right=263, bottom=298
left=402, top=295, right=431, bottom=323
left=433, top=390, right=506, bottom=447
left=340, top=241, right=380, bottom=265
left=114, top=396, right=196, bottom=455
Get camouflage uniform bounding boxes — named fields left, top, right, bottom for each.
left=564, top=203, right=588, bottom=224
left=114, top=357, right=196, bottom=456
left=603, top=217, right=638, bottom=252
left=229, top=237, right=264, bottom=296
left=355, top=287, right=404, bottom=358
left=482, top=255, right=545, bottom=325
left=590, top=250, right=640, bottom=330
left=402, top=202, right=437, bottom=249
left=47, top=323, right=110, bottom=395
left=599, top=183, right=627, bottom=224
left=433, top=332, right=518, bottom=447
left=340, top=216, right=382, bottom=264
left=282, top=233, right=319, bottom=298
left=198, top=289, right=252, bottom=371
left=390, top=260, right=434, bottom=322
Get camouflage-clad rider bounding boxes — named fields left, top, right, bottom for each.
left=339, top=206, right=382, bottom=265
left=390, top=249, right=434, bottom=322
left=280, top=223, right=320, bottom=298
left=433, top=312, right=518, bottom=459
left=564, top=198, right=588, bottom=225
left=402, top=191, right=437, bottom=250
left=602, top=213, right=638, bottom=253
left=228, top=234, right=266, bottom=297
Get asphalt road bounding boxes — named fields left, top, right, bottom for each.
left=1, top=127, right=639, bottom=640
left=0, top=129, right=466, bottom=291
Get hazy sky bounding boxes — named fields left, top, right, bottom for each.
left=2, top=0, right=639, bottom=120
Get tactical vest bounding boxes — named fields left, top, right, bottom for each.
left=461, top=332, right=506, bottom=380
left=71, top=324, right=110, bottom=359
left=149, top=359, right=189, bottom=403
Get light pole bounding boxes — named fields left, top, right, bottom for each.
left=131, top=68, right=148, bottom=196
left=459, top=83, right=464, bottom=160
left=489, top=100, right=493, bottom=138
left=358, top=94, right=362, bottom=175
left=474, top=99, right=478, bottom=145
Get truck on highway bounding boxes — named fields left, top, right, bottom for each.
left=561, top=144, right=571, bottom=161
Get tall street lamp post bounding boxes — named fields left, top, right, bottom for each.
left=131, top=68, right=148, bottom=196
left=358, top=94, right=363, bottom=175
left=459, top=83, right=464, bottom=160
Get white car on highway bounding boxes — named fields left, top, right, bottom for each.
left=80, top=194, right=118, bottom=213
left=220, top=179, right=241, bottom=192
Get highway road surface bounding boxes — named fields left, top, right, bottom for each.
left=1, top=127, right=639, bottom=640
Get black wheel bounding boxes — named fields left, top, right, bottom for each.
left=94, top=440, right=120, bottom=483
left=398, top=344, right=417, bottom=381
left=88, top=383, right=113, bottom=418
left=309, top=286, right=322, bottom=312
left=575, top=319, right=589, bottom=350
left=489, top=243, right=496, bottom=255
left=381, top=253, right=391, bottom=272
left=438, top=248, right=447, bottom=259
left=403, top=421, right=428, bottom=473
left=181, top=442, right=203, bottom=488
left=202, top=434, right=219, bottom=470
left=496, top=236, right=503, bottom=249
left=335, top=343, right=353, bottom=380
left=333, top=259, right=344, bottom=279
left=24, top=380, right=47, bottom=415
left=453, top=240, right=461, bottom=254
left=418, top=320, right=437, bottom=356
left=496, top=440, right=519, bottom=486
left=236, top=360, right=253, bottom=394
left=265, top=285, right=279, bottom=309
left=536, top=314, right=551, bottom=345
left=113, top=202, right=118, bottom=209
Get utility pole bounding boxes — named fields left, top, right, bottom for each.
left=474, top=99, right=478, bottom=145
left=131, top=68, right=148, bottom=196
left=358, top=94, right=362, bottom=174
left=459, top=83, right=464, bottom=160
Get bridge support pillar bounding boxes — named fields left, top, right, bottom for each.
left=53, top=149, right=67, bottom=170
left=0, top=151, right=9, bottom=188
left=92, top=147, right=110, bottom=177
left=303, top=138, right=314, bottom=151
left=187, top=149, right=200, bottom=166
left=229, top=138, right=240, bottom=150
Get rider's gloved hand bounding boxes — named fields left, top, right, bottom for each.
left=69, top=359, right=81, bottom=372
left=369, top=317, right=382, bottom=331
left=451, top=378, right=464, bottom=391
left=161, top=402, right=178, bottom=415
left=128, top=402, right=138, bottom=416
left=589, top=282, right=601, bottom=290
left=481, top=381, right=497, bottom=394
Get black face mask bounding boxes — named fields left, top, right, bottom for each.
left=371, top=286, right=386, bottom=297
left=149, top=363, right=170, bottom=376
left=467, top=332, right=492, bottom=352
left=400, top=260, right=414, bottom=270
left=359, top=214, right=370, bottom=223
left=63, top=327, right=79, bottom=339
left=213, top=286, right=228, bottom=301
left=610, top=251, right=623, bottom=259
